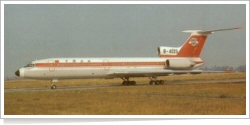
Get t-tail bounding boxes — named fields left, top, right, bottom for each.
left=157, top=27, right=242, bottom=57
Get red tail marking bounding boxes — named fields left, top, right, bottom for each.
left=177, top=35, right=207, bottom=57
left=159, top=27, right=240, bottom=58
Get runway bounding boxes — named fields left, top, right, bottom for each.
left=4, top=79, right=246, bottom=93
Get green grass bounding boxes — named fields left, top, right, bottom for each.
left=4, top=82, right=246, bottom=115
left=4, top=73, right=246, bottom=115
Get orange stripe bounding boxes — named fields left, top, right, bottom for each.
left=35, top=62, right=166, bottom=67
left=34, top=61, right=203, bottom=67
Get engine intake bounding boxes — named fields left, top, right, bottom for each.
left=165, top=59, right=195, bottom=69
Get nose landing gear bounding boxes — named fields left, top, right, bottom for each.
left=51, top=79, right=58, bottom=89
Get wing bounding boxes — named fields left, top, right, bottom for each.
left=107, top=69, right=204, bottom=78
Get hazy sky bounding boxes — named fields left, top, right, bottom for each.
left=3, top=4, right=246, bottom=77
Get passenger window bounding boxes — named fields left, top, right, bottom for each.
left=163, top=49, right=166, bottom=53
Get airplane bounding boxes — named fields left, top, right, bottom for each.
left=15, top=27, right=241, bottom=89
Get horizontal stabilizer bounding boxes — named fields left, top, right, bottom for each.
left=182, top=27, right=241, bottom=35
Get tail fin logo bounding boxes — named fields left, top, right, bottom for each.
left=189, top=38, right=198, bottom=46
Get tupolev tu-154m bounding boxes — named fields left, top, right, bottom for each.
left=15, top=27, right=241, bottom=89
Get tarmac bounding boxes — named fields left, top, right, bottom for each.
left=4, top=79, right=246, bottom=93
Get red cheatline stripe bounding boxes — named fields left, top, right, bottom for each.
left=35, top=62, right=166, bottom=67
left=34, top=61, right=203, bottom=67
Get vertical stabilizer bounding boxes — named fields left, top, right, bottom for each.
left=158, top=27, right=241, bottom=57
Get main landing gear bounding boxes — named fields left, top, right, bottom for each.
left=148, top=76, right=165, bottom=85
left=51, top=79, right=58, bottom=89
left=120, top=77, right=165, bottom=86
left=121, top=77, right=136, bottom=86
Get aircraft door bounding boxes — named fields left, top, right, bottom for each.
left=103, top=59, right=110, bottom=71
left=48, top=60, right=55, bottom=72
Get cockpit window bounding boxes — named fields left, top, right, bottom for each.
left=25, top=63, right=35, bottom=67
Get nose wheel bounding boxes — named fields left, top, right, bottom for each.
left=51, top=79, right=58, bottom=89
left=51, top=84, right=57, bottom=89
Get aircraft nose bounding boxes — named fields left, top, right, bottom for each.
left=15, top=70, right=20, bottom=76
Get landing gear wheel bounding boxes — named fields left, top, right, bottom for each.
left=121, top=77, right=136, bottom=86
left=155, top=81, right=159, bottom=85
left=149, top=81, right=154, bottom=85
left=149, top=80, right=164, bottom=85
left=122, top=81, right=126, bottom=85
left=51, top=85, right=56, bottom=89
left=131, top=81, right=136, bottom=85
left=51, top=79, right=58, bottom=89
left=159, top=80, right=164, bottom=85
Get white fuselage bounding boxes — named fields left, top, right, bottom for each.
left=18, top=57, right=203, bottom=79
left=14, top=27, right=240, bottom=89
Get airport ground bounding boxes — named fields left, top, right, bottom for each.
left=4, top=73, right=246, bottom=115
